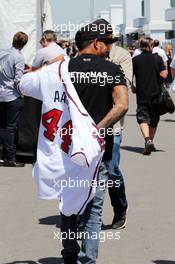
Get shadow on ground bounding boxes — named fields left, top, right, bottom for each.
left=153, top=260, right=175, bottom=264
left=162, top=119, right=175, bottom=122
left=121, top=146, right=165, bottom=154
left=39, top=215, right=61, bottom=228
left=39, top=258, right=63, bottom=264
left=127, top=114, right=136, bottom=117
left=121, top=146, right=144, bottom=154
left=3, top=258, right=63, bottom=264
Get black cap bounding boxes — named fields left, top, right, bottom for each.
left=75, top=19, right=118, bottom=45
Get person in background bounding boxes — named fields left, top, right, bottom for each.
left=0, top=32, right=28, bottom=167
left=31, top=30, right=66, bottom=70
left=133, top=38, right=167, bottom=155
left=108, top=45, right=133, bottom=229
left=152, top=39, right=168, bottom=68
left=127, top=46, right=134, bottom=57
left=170, top=46, right=175, bottom=81
left=132, top=37, right=154, bottom=59
left=132, top=40, right=142, bottom=58
left=164, top=44, right=173, bottom=87
left=57, top=41, right=64, bottom=48
left=66, top=42, right=78, bottom=58
left=164, top=43, right=173, bottom=59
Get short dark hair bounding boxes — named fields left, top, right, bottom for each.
left=76, top=39, right=92, bottom=51
left=153, top=39, right=160, bottom=47
left=140, top=38, right=152, bottom=51
left=42, top=30, right=57, bottom=42
left=140, top=38, right=150, bottom=51
left=12, top=32, right=28, bottom=49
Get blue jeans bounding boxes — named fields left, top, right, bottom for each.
left=60, top=161, right=109, bottom=264
left=108, top=133, right=128, bottom=216
left=77, top=134, right=128, bottom=263
left=77, top=161, right=109, bottom=263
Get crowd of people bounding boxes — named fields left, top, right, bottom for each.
left=0, top=18, right=175, bottom=264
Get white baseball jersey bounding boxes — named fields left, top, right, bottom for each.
left=19, top=60, right=105, bottom=216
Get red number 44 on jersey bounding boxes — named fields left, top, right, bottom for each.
left=42, top=108, right=72, bottom=154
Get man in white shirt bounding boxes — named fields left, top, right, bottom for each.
left=152, top=39, right=168, bottom=67
left=31, top=30, right=66, bottom=70
left=132, top=48, right=142, bottom=58
left=132, top=40, right=142, bottom=58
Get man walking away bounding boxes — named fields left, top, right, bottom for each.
left=133, top=38, right=167, bottom=155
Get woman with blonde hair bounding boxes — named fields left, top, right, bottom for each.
left=164, top=43, right=173, bottom=87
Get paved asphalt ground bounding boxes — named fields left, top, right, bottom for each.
left=0, top=93, right=175, bottom=264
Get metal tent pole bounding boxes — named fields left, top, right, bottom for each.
left=90, top=0, right=95, bottom=21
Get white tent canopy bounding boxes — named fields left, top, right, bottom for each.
left=0, top=0, right=53, bottom=64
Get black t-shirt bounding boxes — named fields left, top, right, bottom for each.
left=68, top=54, right=126, bottom=160
left=133, top=51, right=165, bottom=103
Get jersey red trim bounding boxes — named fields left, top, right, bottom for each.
left=59, top=60, right=102, bottom=214
left=58, top=60, right=88, bottom=117
left=71, top=151, right=90, bottom=168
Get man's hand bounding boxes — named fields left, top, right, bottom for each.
left=47, top=54, right=65, bottom=65
left=23, top=54, right=65, bottom=73
left=160, top=70, right=168, bottom=79
left=24, top=65, right=44, bottom=73
left=24, top=66, right=32, bottom=73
